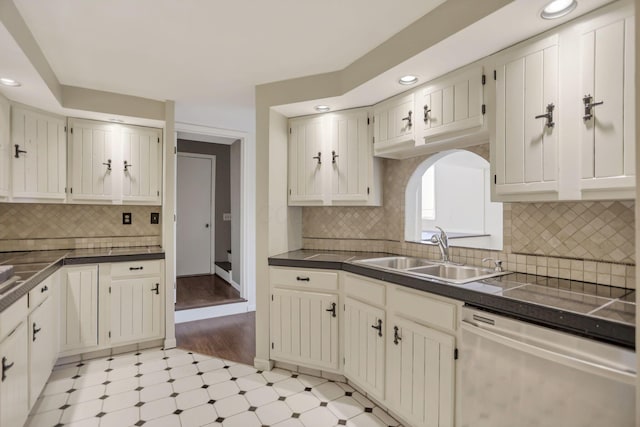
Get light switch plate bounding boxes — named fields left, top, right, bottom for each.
left=123, top=212, right=132, bottom=224
left=150, top=212, right=160, bottom=224
left=223, top=213, right=232, bottom=221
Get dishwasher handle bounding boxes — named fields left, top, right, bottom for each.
left=461, top=321, right=636, bottom=385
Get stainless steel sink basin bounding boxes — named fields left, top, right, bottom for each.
left=407, top=264, right=510, bottom=284
left=353, top=256, right=510, bottom=284
left=353, top=256, right=436, bottom=270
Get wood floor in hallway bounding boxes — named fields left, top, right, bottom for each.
left=176, top=274, right=245, bottom=311
left=176, top=311, right=256, bottom=366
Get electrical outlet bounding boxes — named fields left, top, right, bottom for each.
left=150, top=212, right=160, bottom=224
left=223, top=213, right=232, bottom=221
left=122, top=212, right=132, bottom=224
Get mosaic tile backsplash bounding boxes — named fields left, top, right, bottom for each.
left=0, top=203, right=161, bottom=251
left=302, top=144, right=636, bottom=289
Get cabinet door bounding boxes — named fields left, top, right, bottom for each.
left=109, top=277, right=163, bottom=345
left=29, top=296, right=56, bottom=406
left=494, top=35, right=559, bottom=200
left=386, top=316, right=455, bottom=427
left=0, top=322, right=29, bottom=427
left=373, top=93, right=415, bottom=157
left=60, top=265, right=99, bottom=353
left=343, top=297, right=385, bottom=400
left=270, top=288, right=339, bottom=370
left=0, top=95, right=9, bottom=200
left=579, top=13, right=635, bottom=198
left=288, top=117, right=326, bottom=205
left=11, top=107, right=66, bottom=201
left=420, top=65, right=484, bottom=143
left=121, top=126, right=163, bottom=204
left=68, top=118, right=118, bottom=202
left=328, top=110, right=373, bottom=204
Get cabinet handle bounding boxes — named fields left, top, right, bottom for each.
left=32, top=322, right=42, bottom=342
left=331, top=150, right=339, bottom=164
left=583, top=94, right=604, bottom=121
left=41, top=285, right=48, bottom=293
left=423, top=105, right=431, bottom=123
left=296, top=276, right=310, bottom=282
left=102, top=159, right=112, bottom=171
left=371, top=319, right=383, bottom=337
left=534, top=103, right=555, bottom=128
left=312, top=152, right=322, bottom=165
left=402, top=110, right=413, bottom=128
left=326, top=302, right=337, bottom=318
left=393, top=326, right=402, bottom=345
left=124, top=160, right=133, bottom=172
left=151, top=283, right=160, bottom=295
left=14, top=144, right=27, bottom=158
left=129, top=266, right=144, bottom=271
left=2, top=357, right=14, bottom=382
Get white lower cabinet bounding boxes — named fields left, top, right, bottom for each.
left=0, top=294, right=29, bottom=427
left=270, top=288, right=339, bottom=371
left=386, top=315, right=455, bottom=427
left=109, top=261, right=164, bottom=345
left=343, top=296, right=385, bottom=401
left=60, top=265, right=99, bottom=354
left=29, top=295, right=57, bottom=406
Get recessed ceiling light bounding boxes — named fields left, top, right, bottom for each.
left=0, top=78, right=21, bottom=87
left=398, top=75, right=418, bottom=85
left=540, top=0, right=577, bottom=19
left=314, top=105, right=331, bottom=112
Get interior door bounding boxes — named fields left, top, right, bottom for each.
left=177, top=154, right=214, bottom=276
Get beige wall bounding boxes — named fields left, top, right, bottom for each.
left=0, top=203, right=161, bottom=251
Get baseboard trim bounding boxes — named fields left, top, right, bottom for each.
left=214, top=265, right=233, bottom=284
left=254, top=358, right=275, bottom=371
left=163, top=338, right=177, bottom=349
left=230, top=279, right=241, bottom=293
left=174, top=301, right=249, bottom=323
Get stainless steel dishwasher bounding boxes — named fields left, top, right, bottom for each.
left=460, top=306, right=636, bottom=427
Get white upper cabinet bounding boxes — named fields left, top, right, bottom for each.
left=68, top=118, right=163, bottom=205
left=493, top=34, right=559, bottom=201
left=11, top=106, right=67, bottom=201
left=373, top=93, right=415, bottom=158
left=418, top=64, right=485, bottom=146
left=68, top=118, right=117, bottom=202
left=121, top=125, right=163, bottom=204
left=288, top=116, right=325, bottom=205
left=288, top=108, right=381, bottom=206
left=578, top=9, right=635, bottom=199
left=329, top=109, right=380, bottom=205
left=0, top=95, right=9, bottom=200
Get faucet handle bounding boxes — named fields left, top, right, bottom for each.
left=482, top=257, right=503, bottom=272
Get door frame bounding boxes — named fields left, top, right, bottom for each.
left=176, top=152, right=216, bottom=278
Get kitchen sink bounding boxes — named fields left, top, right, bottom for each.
left=353, top=256, right=510, bottom=284
left=353, top=256, right=435, bottom=270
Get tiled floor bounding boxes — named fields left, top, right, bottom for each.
left=27, top=348, right=401, bottom=427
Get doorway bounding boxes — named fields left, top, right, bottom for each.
left=175, top=140, right=246, bottom=317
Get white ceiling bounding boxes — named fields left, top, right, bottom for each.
left=0, top=0, right=618, bottom=127
left=7, top=0, right=446, bottom=127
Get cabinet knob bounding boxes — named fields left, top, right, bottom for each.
left=402, top=111, right=413, bottom=128
left=312, top=152, right=322, bottom=165
left=1, top=356, right=14, bottom=382
left=534, top=103, right=555, bottom=128
left=102, top=159, right=112, bottom=171
left=393, top=326, right=402, bottom=345
left=151, top=283, right=160, bottom=295
left=124, top=160, right=133, bottom=172
left=41, top=285, right=48, bottom=293
left=583, top=94, right=604, bottom=121
left=325, top=302, right=337, bottom=318
left=423, top=105, right=431, bottom=123
left=33, top=322, right=42, bottom=342
left=371, top=319, right=383, bottom=337
left=14, top=144, right=27, bottom=158
left=331, top=151, right=339, bottom=164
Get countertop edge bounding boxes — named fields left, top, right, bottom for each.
left=269, top=256, right=636, bottom=349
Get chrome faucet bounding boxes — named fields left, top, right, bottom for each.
left=482, top=257, right=503, bottom=272
left=430, top=226, right=450, bottom=263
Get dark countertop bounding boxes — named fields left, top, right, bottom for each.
left=0, top=247, right=165, bottom=314
left=269, top=250, right=636, bottom=349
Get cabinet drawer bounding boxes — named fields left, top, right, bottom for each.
left=343, top=273, right=385, bottom=307
left=29, top=275, right=54, bottom=310
left=0, top=295, right=27, bottom=340
left=270, top=267, right=338, bottom=291
left=392, top=287, right=456, bottom=333
left=111, top=260, right=162, bottom=278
